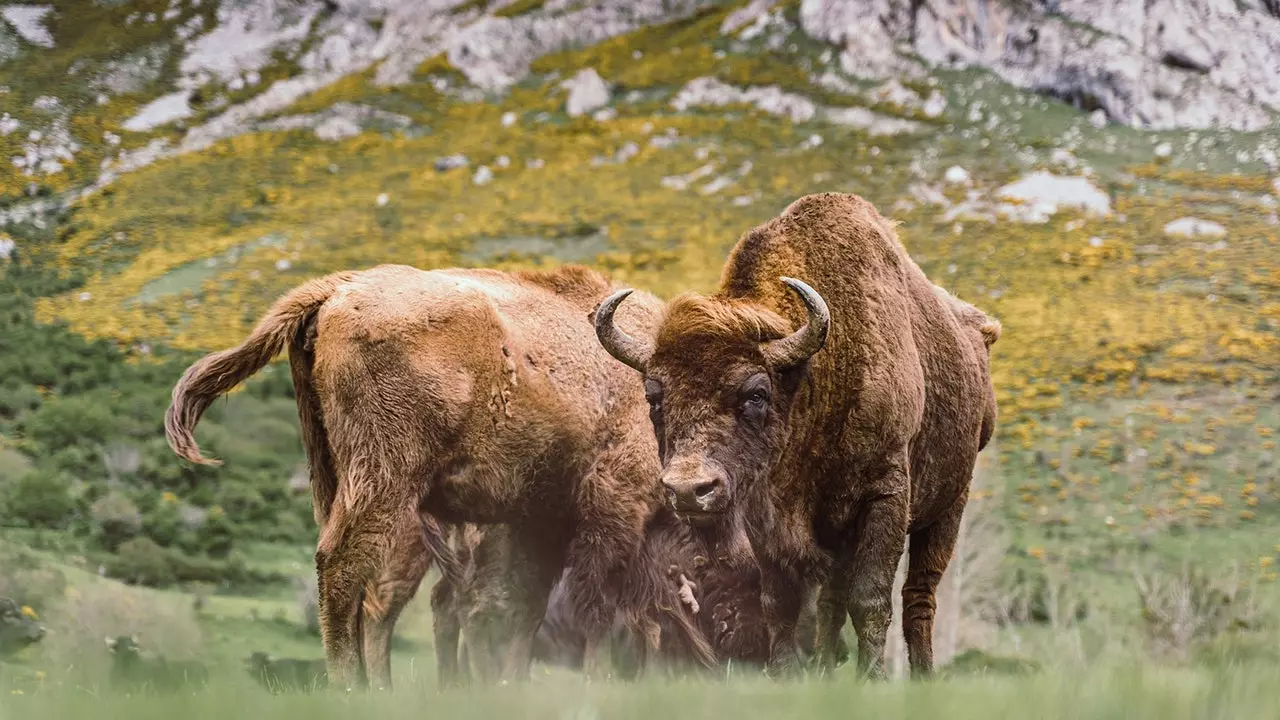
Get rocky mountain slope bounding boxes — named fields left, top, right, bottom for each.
left=1, top=0, right=1277, bottom=211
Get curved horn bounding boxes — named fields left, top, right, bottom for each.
left=761, top=277, right=831, bottom=368
left=594, top=289, right=653, bottom=372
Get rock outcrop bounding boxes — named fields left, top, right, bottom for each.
left=799, top=0, right=1280, bottom=131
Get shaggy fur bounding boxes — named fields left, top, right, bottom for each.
left=596, top=193, right=1000, bottom=678
left=165, top=264, right=713, bottom=689
left=529, top=514, right=846, bottom=676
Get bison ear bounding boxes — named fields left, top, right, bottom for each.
left=979, top=319, right=1002, bottom=348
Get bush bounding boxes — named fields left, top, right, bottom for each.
left=141, top=496, right=183, bottom=547
left=0, top=544, right=68, bottom=613
left=196, top=507, right=235, bottom=558
left=3, top=469, right=76, bottom=529
left=106, top=537, right=176, bottom=588
left=90, top=492, right=142, bottom=552
left=42, top=577, right=204, bottom=683
left=1134, top=564, right=1260, bottom=665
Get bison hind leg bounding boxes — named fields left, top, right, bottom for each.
left=902, top=500, right=965, bottom=678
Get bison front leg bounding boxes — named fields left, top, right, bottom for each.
left=565, top=522, right=644, bottom=682
left=758, top=560, right=808, bottom=679
left=813, top=574, right=851, bottom=678
left=842, top=482, right=910, bottom=680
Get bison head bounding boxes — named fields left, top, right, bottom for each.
left=594, top=278, right=830, bottom=525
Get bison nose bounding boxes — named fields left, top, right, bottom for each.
left=661, top=473, right=726, bottom=514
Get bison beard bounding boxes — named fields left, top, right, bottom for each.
left=164, top=264, right=718, bottom=689
left=594, top=193, right=1001, bottom=679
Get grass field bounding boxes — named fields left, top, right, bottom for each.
left=6, top=664, right=1280, bottom=720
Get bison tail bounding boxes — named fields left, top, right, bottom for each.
left=164, top=271, right=356, bottom=466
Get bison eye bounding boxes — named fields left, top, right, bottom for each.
left=737, top=374, right=771, bottom=426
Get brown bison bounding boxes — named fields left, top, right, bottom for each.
left=593, top=193, right=1000, bottom=679
left=531, top=510, right=846, bottom=676
left=438, top=510, right=739, bottom=684
left=165, top=264, right=712, bottom=688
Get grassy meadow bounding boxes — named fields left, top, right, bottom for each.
left=1, top=0, right=1278, bottom=716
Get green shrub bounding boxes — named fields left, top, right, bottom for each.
left=90, top=491, right=142, bottom=552
left=107, top=537, right=177, bottom=588
left=3, top=469, right=76, bottom=529
left=141, top=496, right=183, bottom=547
left=196, top=507, right=236, bottom=559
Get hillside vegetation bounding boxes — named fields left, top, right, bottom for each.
left=0, top=0, right=1278, bottom=708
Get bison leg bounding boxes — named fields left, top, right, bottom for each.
left=315, top=499, right=402, bottom=690
left=460, top=530, right=514, bottom=685
left=563, top=509, right=647, bottom=681
left=430, top=569, right=464, bottom=688
left=813, top=574, right=851, bottom=678
left=902, top=498, right=965, bottom=678
left=759, top=561, right=808, bottom=679
left=842, top=485, right=910, bottom=681
left=361, top=515, right=431, bottom=691
left=497, top=534, right=559, bottom=683
left=314, top=538, right=371, bottom=690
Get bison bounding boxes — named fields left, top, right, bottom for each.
left=531, top=509, right=846, bottom=676
left=436, top=511, right=724, bottom=684
left=593, top=193, right=1000, bottom=679
left=165, top=264, right=712, bottom=689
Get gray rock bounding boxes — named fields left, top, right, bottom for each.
left=472, top=165, right=493, bottom=186
left=434, top=154, right=470, bottom=172
left=995, top=171, right=1112, bottom=221
left=822, top=106, right=922, bottom=135
left=1163, top=217, right=1227, bottom=238
left=2, top=5, right=55, bottom=48
left=562, top=68, right=611, bottom=118
left=799, top=0, right=1280, bottom=131
left=313, top=114, right=361, bottom=141
left=721, top=0, right=782, bottom=34
left=671, top=77, right=816, bottom=123
left=122, top=91, right=193, bottom=133
left=443, top=0, right=713, bottom=91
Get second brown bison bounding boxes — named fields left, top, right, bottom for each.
left=165, top=265, right=712, bottom=688
left=595, top=192, right=1000, bottom=678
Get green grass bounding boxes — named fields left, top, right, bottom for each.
left=6, top=664, right=1280, bottom=719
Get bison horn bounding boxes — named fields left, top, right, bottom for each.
left=761, top=277, right=831, bottom=368
left=594, top=289, right=653, bottom=372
